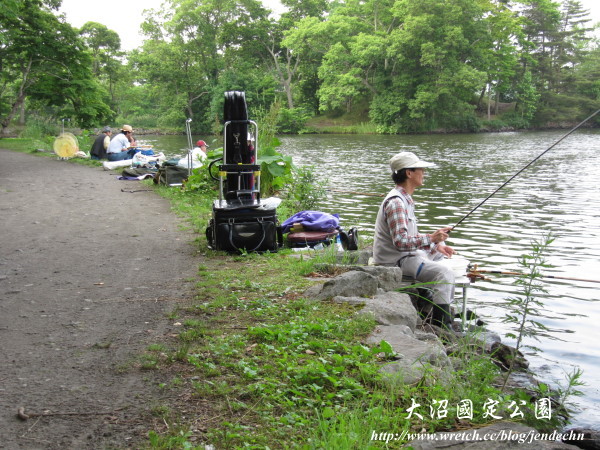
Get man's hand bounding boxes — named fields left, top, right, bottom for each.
left=430, top=227, right=452, bottom=243
left=437, top=244, right=456, bottom=258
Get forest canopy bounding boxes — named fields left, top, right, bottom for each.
left=1, top=0, right=599, bottom=135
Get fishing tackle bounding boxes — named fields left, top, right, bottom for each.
left=451, top=108, right=600, bottom=232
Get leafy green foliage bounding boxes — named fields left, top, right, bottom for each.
left=0, top=1, right=113, bottom=133
left=255, top=102, right=295, bottom=195
left=181, top=166, right=217, bottom=194
left=5, top=0, right=600, bottom=134
left=284, top=165, right=328, bottom=212
left=277, top=107, right=312, bottom=134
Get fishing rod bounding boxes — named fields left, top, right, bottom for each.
left=467, top=268, right=600, bottom=284
left=451, top=108, right=600, bottom=232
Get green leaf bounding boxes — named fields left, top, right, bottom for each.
left=322, top=406, right=335, bottom=419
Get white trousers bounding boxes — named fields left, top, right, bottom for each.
left=399, top=250, right=455, bottom=305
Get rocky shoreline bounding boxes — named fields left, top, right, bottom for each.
left=301, top=250, right=598, bottom=449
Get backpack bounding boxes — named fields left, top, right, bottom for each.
left=338, top=227, right=359, bottom=251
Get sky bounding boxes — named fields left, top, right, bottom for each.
left=58, top=0, right=285, bottom=51
left=58, top=0, right=600, bottom=52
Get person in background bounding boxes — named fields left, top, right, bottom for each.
left=195, top=140, right=209, bottom=161
left=90, top=126, right=111, bottom=160
left=106, top=125, right=135, bottom=161
left=127, top=129, right=138, bottom=148
left=125, top=128, right=139, bottom=158
left=247, top=133, right=255, bottom=190
left=247, top=133, right=255, bottom=153
left=372, top=151, right=457, bottom=328
left=177, top=140, right=209, bottom=169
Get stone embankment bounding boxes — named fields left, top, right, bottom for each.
left=303, top=252, right=596, bottom=449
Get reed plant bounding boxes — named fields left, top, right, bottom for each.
left=497, top=233, right=586, bottom=423
left=500, top=233, right=554, bottom=390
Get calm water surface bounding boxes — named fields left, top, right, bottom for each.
left=143, top=130, right=600, bottom=428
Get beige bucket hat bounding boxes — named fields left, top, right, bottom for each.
left=390, top=152, right=436, bottom=172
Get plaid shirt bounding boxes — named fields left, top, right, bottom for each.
left=384, top=187, right=433, bottom=252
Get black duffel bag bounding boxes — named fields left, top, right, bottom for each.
left=153, top=163, right=189, bottom=186
left=207, top=206, right=283, bottom=253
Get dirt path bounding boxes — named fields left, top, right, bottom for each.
left=0, top=149, right=200, bottom=449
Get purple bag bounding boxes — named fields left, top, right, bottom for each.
left=281, top=210, right=340, bottom=233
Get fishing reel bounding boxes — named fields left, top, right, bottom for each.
left=466, top=263, right=491, bottom=283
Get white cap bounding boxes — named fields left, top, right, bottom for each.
left=390, top=152, right=436, bottom=172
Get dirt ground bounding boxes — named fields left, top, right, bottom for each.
left=0, top=149, right=201, bottom=449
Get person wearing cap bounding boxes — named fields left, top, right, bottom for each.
left=90, top=126, right=112, bottom=160
left=106, top=125, right=135, bottom=161
left=373, top=151, right=456, bottom=328
left=177, top=140, right=209, bottom=169
left=195, top=140, right=209, bottom=156
left=191, top=140, right=209, bottom=165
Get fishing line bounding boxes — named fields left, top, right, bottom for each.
left=451, top=108, right=600, bottom=232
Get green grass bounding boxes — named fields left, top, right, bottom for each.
left=137, top=185, right=566, bottom=449
left=0, top=137, right=36, bottom=152
left=305, top=118, right=379, bottom=134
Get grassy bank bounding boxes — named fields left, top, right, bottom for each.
left=141, top=186, right=569, bottom=449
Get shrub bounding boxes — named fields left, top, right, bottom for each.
left=277, top=107, right=312, bottom=134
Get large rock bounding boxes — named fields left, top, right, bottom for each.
left=355, top=291, right=418, bottom=331
left=366, top=324, right=450, bottom=385
left=349, top=265, right=407, bottom=292
left=405, top=421, right=582, bottom=449
left=303, top=270, right=379, bottom=300
left=563, top=428, right=600, bottom=449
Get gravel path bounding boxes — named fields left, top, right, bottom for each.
left=0, top=149, right=199, bottom=449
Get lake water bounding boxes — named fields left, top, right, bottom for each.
left=142, top=130, right=600, bottom=428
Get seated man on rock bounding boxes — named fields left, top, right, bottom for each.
left=372, top=151, right=456, bottom=328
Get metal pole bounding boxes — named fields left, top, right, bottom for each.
left=185, top=118, right=193, bottom=177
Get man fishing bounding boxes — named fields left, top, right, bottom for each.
left=373, top=151, right=456, bottom=328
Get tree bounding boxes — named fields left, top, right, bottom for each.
left=133, top=0, right=273, bottom=130
left=78, top=22, right=124, bottom=105
left=515, top=0, right=595, bottom=122
left=78, top=22, right=122, bottom=76
left=472, top=1, right=522, bottom=119
left=298, top=0, right=394, bottom=114
left=0, top=0, right=112, bottom=134
left=370, top=0, right=493, bottom=131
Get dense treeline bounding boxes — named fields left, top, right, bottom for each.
left=1, top=0, right=599, bottom=136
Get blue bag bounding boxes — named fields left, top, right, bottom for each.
left=281, top=211, right=340, bottom=234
